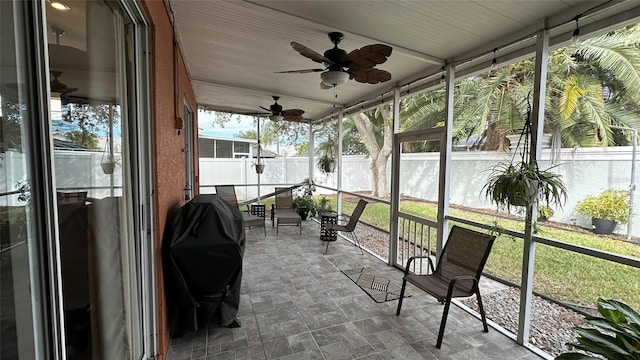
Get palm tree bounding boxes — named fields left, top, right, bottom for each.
left=401, top=24, right=640, bottom=149
left=348, top=24, right=640, bottom=197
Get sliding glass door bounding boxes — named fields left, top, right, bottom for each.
left=45, top=0, right=152, bottom=358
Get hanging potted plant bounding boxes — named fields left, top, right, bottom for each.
left=253, top=160, right=265, bottom=174
left=482, top=99, right=567, bottom=211
left=101, top=136, right=117, bottom=175
left=316, top=132, right=337, bottom=174
left=317, top=153, right=336, bottom=174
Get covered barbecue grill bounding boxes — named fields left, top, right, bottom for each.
left=165, top=194, right=245, bottom=337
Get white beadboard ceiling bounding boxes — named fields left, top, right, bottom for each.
left=170, top=0, right=640, bottom=123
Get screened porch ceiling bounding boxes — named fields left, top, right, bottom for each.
left=170, top=0, right=640, bottom=124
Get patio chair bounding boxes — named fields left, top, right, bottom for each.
left=396, top=225, right=495, bottom=349
left=273, top=187, right=301, bottom=235
left=324, top=199, right=367, bottom=254
left=215, top=185, right=266, bottom=236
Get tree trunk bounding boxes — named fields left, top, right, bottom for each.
left=353, top=106, right=393, bottom=198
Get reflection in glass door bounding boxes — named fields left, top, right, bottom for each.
left=391, top=129, right=445, bottom=269
left=1, top=2, right=47, bottom=358
left=46, top=1, right=144, bottom=358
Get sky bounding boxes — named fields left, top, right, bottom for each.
left=198, top=110, right=254, bottom=139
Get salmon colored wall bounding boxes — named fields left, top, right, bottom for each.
left=141, top=1, right=198, bottom=358
left=178, top=51, right=199, bottom=194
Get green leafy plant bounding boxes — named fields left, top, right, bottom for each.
left=316, top=196, right=333, bottom=214
left=576, top=189, right=630, bottom=224
left=293, top=178, right=317, bottom=218
left=293, top=195, right=316, bottom=215
left=538, top=205, right=554, bottom=221
left=555, top=298, right=640, bottom=360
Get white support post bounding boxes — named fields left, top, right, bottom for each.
left=309, top=121, right=314, bottom=181
left=389, top=87, right=401, bottom=265
left=257, top=118, right=261, bottom=202
left=337, top=107, right=344, bottom=217
left=518, top=21, right=549, bottom=345
left=437, top=65, right=455, bottom=257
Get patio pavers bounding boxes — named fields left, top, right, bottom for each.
left=167, top=219, right=544, bottom=360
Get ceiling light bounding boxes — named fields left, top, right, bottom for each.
left=50, top=1, right=71, bottom=10
left=321, top=71, right=349, bottom=87
left=270, top=114, right=284, bottom=122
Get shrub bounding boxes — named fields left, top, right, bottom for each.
left=538, top=205, right=554, bottom=220
left=316, top=196, right=333, bottom=214
left=576, top=189, right=630, bottom=224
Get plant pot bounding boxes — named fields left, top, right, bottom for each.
left=101, top=161, right=116, bottom=175
left=255, top=164, right=265, bottom=174
left=297, top=208, right=310, bottom=220
left=592, top=218, right=617, bottom=235
left=321, top=161, right=336, bottom=174
left=537, top=216, right=548, bottom=222
left=507, top=179, right=538, bottom=207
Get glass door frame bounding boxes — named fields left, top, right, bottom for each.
left=118, top=1, right=155, bottom=358
left=390, top=127, right=447, bottom=268
left=183, top=101, right=194, bottom=202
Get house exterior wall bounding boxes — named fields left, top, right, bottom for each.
left=141, top=1, right=198, bottom=358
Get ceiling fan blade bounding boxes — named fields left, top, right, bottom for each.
left=275, top=68, right=325, bottom=74
left=344, top=44, right=393, bottom=69
left=351, top=68, right=392, bottom=84
left=291, top=41, right=333, bottom=64
left=283, top=109, right=304, bottom=117
left=259, top=106, right=272, bottom=112
left=283, top=115, right=307, bottom=123
left=242, top=112, right=271, bottom=116
left=320, top=81, right=333, bottom=90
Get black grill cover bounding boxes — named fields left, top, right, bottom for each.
left=166, top=194, right=245, bottom=337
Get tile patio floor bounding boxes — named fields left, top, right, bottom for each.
left=166, top=220, right=544, bottom=360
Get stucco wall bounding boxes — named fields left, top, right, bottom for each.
left=142, top=1, right=197, bottom=358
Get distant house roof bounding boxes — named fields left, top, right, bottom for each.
left=198, top=135, right=257, bottom=143
left=453, top=135, right=481, bottom=151
left=53, top=138, right=92, bottom=151
left=252, top=146, right=277, bottom=158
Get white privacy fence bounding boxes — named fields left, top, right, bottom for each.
left=3, top=147, right=638, bottom=235
left=1, top=150, right=123, bottom=206
left=201, top=146, right=640, bottom=236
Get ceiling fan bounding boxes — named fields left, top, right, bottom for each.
left=245, top=96, right=305, bottom=122
left=50, top=71, right=77, bottom=95
left=277, top=32, right=392, bottom=88
left=2, top=70, right=77, bottom=98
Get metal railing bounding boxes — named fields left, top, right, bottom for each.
left=397, top=212, right=438, bottom=274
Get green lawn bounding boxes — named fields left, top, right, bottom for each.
left=329, top=197, right=640, bottom=309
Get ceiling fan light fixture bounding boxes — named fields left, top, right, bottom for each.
left=270, top=114, right=284, bottom=122
left=50, top=1, right=71, bottom=10
left=321, top=70, right=349, bottom=87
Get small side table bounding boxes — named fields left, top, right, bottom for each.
left=250, top=203, right=266, bottom=219
left=320, top=212, right=338, bottom=242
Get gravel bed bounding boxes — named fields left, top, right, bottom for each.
left=460, top=287, right=589, bottom=357
left=348, top=220, right=590, bottom=357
